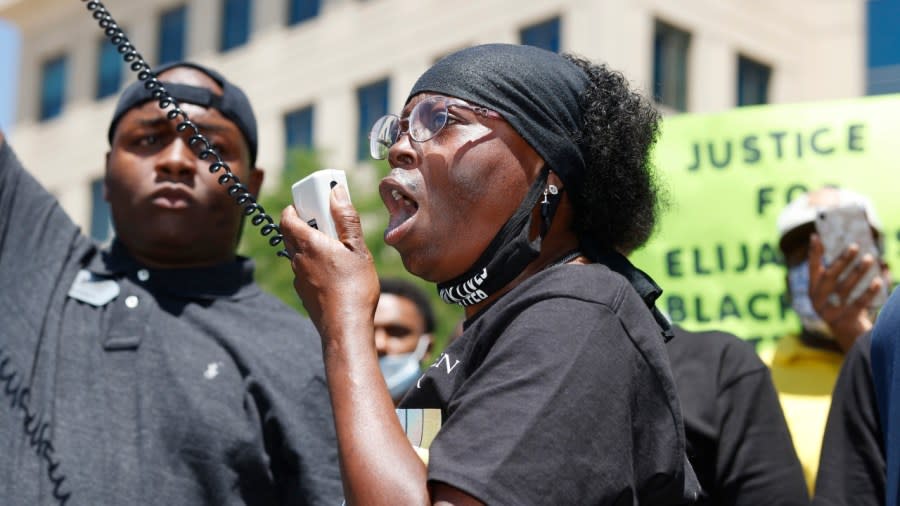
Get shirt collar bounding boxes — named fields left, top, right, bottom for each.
left=589, top=248, right=675, bottom=342
left=86, top=240, right=260, bottom=301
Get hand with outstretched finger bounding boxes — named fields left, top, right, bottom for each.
left=808, top=233, right=881, bottom=352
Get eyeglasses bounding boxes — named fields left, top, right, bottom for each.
left=368, top=95, right=503, bottom=160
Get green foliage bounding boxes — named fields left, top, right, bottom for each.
left=237, top=149, right=314, bottom=314
left=238, top=148, right=463, bottom=359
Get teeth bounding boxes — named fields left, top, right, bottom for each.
left=389, top=188, right=417, bottom=209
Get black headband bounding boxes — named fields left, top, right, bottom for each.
left=107, top=61, right=258, bottom=167
left=408, top=43, right=590, bottom=190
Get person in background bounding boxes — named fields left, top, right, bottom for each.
left=0, top=62, right=342, bottom=505
left=761, top=186, right=890, bottom=493
left=667, top=326, right=809, bottom=505
left=281, top=43, right=700, bottom=504
left=871, top=285, right=900, bottom=506
left=376, top=277, right=435, bottom=404
left=812, top=330, right=884, bottom=506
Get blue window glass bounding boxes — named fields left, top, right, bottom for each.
left=40, top=55, right=67, bottom=120
left=868, top=0, right=900, bottom=68
left=285, top=105, right=315, bottom=152
left=90, top=178, right=113, bottom=243
left=221, top=0, right=252, bottom=52
left=288, top=0, right=320, bottom=25
left=357, top=79, right=389, bottom=161
left=96, top=38, right=122, bottom=99
left=867, top=1, right=900, bottom=95
left=520, top=17, right=561, bottom=53
left=737, top=55, right=770, bottom=107
left=653, top=20, right=690, bottom=111
left=158, top=5, right=187, bottom=65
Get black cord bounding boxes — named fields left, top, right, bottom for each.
left=82, top=0, right=289, bottom=257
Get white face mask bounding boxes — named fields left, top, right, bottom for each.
left=787, top=260, right=833, bottom=338
left=378, top=336, right=430, bottom=401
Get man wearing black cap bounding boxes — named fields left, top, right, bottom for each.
left=0, top=63, right=342, bottom=505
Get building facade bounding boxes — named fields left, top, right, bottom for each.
left=0, top=0, right=866, bottom=240
left=867, top=0, right=900, bottom=95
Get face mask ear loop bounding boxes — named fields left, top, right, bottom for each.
left=413, top=334, right=431, bottom=361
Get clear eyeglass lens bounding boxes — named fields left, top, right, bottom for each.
left=367, top=97, right=454, bottom=160
left=369, top=115, right=399, bottom=160
left=409, top=98, right=448, bottom=143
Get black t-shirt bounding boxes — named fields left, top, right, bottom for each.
left=401, top=262, right=699, bottom=505
left=812, top=331, right=885, bottom=506
left=667, top=327, right=809, bottom=505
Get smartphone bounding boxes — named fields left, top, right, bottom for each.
left=814, top=203, right=887, bottom=307
left=291, top=169, right=350, bottom=240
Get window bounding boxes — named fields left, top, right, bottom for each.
left=737, top=55, right=771, bottom=106
left=285, top=105, right=315, bottom=152
left=158, top=5, right=187, bottom=65
left=867, top=0, right=900, bottom=94
left=96, top=38, right=122, bottom=99
left=288, top=0, right=320, bottom=25
left=356, top=79, right=389, bottom=161
left=90, top=178, right=113, bottom=243
left=221, top=0, right=252, bottom=52
left=653, top=20, right=690, bottom=111
left=520, top=17, right=561, bottom=53
left=39, top=55, right=67, bottom=120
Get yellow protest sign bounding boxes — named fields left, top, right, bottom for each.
left=630, top=94, right=900, bottom=348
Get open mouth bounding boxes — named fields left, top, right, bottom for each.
left=379, top=180, right=419, bottom=244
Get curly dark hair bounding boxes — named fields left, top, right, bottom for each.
left=563, top=54, right=664, bottom=254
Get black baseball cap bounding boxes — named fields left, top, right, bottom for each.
left=107, top=61, right=258, bottom=167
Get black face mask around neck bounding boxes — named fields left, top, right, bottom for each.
left=436, top=168, right=555, bottom=306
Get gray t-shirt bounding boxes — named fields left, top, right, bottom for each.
left=0, top=141, right=342, bottom=505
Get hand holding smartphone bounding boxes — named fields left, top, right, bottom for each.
left=814, top=203, right=886, bottom=307
left=291, top=169, right=350, bottom=240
